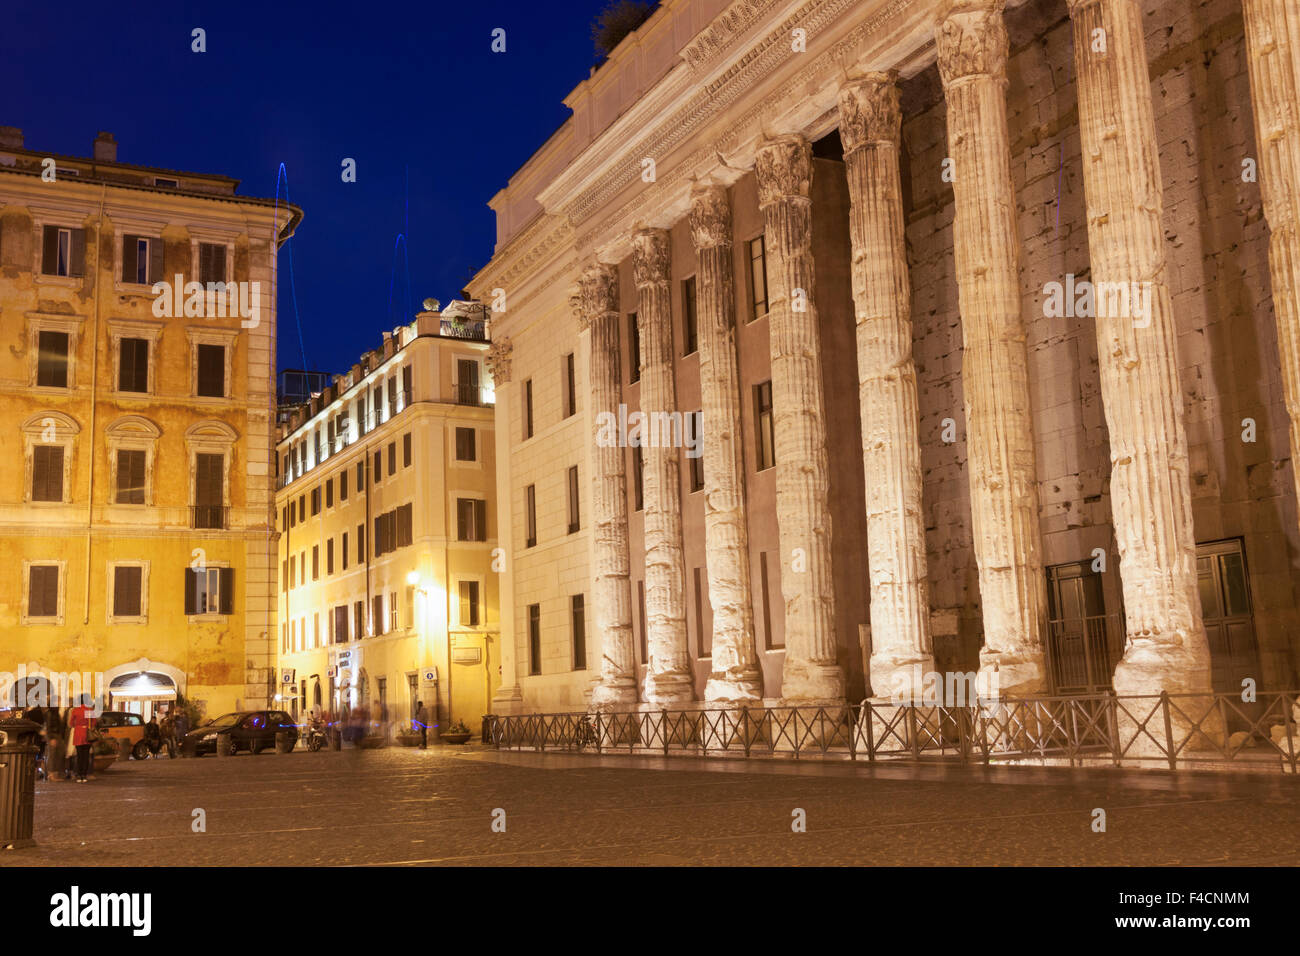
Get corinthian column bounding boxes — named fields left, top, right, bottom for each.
left=753, top=135, right=845, bottom=703
left=583, top=263, right=638, bottom=710
left=838, top=74, right=936, bottom=702
left=632, top=229, right=695, bottom=706
left=936, top=0, right=1047, bottom=697
left=689, top=186, right=763, bottom=702
left=1244, top=0, right=1300, bottom=541
left=1067, top=0, right=1213, bottom=700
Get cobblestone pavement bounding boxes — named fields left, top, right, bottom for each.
left=6, top=745, right=1299, bottom=866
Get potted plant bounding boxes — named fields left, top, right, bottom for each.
left=441, top=719, right=472, bottom=746
left=91, top=735, right=118, bottom=773
left=395, top=724, right=422, bottom=747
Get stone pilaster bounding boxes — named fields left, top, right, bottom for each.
left=936, top=0, right=1047, bottom=696
left=632, top=229, right=695, bottom=706
left=583, top=264, right=639, bottom=710
left=1244, top=0, right=1300, bottom=544
left=838, top=74, right=936, bottom=702
left=689, top=186, right=763, bottom=702
left=486, top=338, right=523, bottom=712
left=1067, top=0, right=1214, bottom=701
left=753, top=135, right=845, bottom=703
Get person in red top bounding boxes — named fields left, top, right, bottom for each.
left=67, top=695, right=98, bottom=783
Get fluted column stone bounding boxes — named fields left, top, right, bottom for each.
left=632, top=229, right=695, bottom=706
left=838, top=73, right=936, bottom=702
left=936, top=0, right=1047, bottom=696
left=689, top=186, right=763, bottom=702
left=583, top=263, right=639, bottom=710
left=1067, top=0, right=1215, bottom=702
left=753, top=135, right=845, bottom=703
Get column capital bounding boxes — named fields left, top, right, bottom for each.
left=754, top=134, right=812, bottom=208
left=580, top=262, right=619, bottom=319
left=631, top=228, right=671, bottom=287
left=935, top=0, right=1008, bottom=87
left=1064, top=0, right=1108, bottom=13
left=567, top=283, right=586, bottom=332
left=689, top=185, right=733, bottom=251
left=838, top=72, right=902, bottom=156
left=486, top=336, right=513, bottom=385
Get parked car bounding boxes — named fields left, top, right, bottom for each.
left=98, top=711, right=149, bottom=759
left=180, top=710, right=298, bottom=756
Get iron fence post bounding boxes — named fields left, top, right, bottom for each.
left=741, top=707, right=751, bottom=757
left=956, top=705, right=969, bottom=764
left=662, top=709, right=669, bottom=755
left=596, top=712, right=603, bottom=755
left=849, top=703, right=858, bottom=761
left=866, top=701, right=876, bottom=762
left=1161, top=691, right=1176, bottom=772
left=908, top=703, right=920, bottom=759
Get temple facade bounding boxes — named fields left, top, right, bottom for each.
left=468, top=0, right=1300, bottom=716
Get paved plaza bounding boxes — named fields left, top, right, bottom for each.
left=4, top=746, right=1299, bottom=866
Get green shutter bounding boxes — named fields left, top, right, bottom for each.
left=122, top=234, right=138, bottom=281
left=41, top=226, right=57, bottom=274
left=149, top=237, right=164, bottom=284
left=70, top=229, right=86, bottom=277
left=219, top=567, right=234, bottom=614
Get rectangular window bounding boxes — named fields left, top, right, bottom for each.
left=311, top=545, right=319, bottom=581
left=41, top=226, right=85, bottom=277
left=297, top=495, right=305, bottom=522
left=682, top=275, right=698, bottom=355
left=628, top=313, right=640, bottom=383
left=193, top=453, right=224, bottom=529
left=354, top=601, right=364, bottom=640
left=457, top=359, right=480, bottom=405
left=36, top=330, right=69, bottom=388
left=118, top=338, right=149, bottom=393
left=523, top=379, right=534, bottom=439
left=340, top=469, right=349, bottom=500
left=567, top=465, right=580, bottom=533
left=112, top=564, right=143, bottom=616
left=632, top=446, right=644, bottom=512
left=528, top=603, right=541, bottom=676
left=397, top=503, right=413, bottom=548
left=356, top=395, right=367, bottom=435
left=184, top=566, right=233, bottom=615
left=31, top=445, right=64, bottom=502
left=402, top=365, right=412, bottom=407
left=373, top=385, right=383, bottom=425
left=755, top=381, right=775, bottom=471
left=459, top=580, right=481, bottom=627
left=198, top=242, right=227, bottom=285
left=310, top=487, right=320, bottom=516
left=748, top=235, right=768, bottom=322
left=389, top=590, right=399, bottom=630
left=288, top=555, right=296, bottom=589
left=403, top=432, right=412, bottom=468
left=334, top=605, right=349, bottom=644
left=525, top=485, right=537, bottom=548
left=571, top=594, right=586, bottom=670
left=115, top=449, right=146, bottom=504
left=760, top=552, right=779, bottom=649
left=688, top=411, right=704, bottom=492
left=196, top=344, right=225, bottom=398
left=638, top=580, right=647, bottom=664
left=457, top=497, right=486, bottom=542
left=372, top=593, right=385, bottom=636
left=357, top=524, right=365, bottom=563
left=563, top=352, right=577, bottom=418
left=455, top=427, right=476, bottom=462
left=28, top=565, right=59, bottom=618
left=326, top=538, right=335, bottom=575
left=342, top=532, right=349, bottom=571
left=122, top=235, right=162, bottom=285
left=388, top=376, right=397, bottom=419
left=694, top=567, right=709, bottom=658
left=373, top=450, right=382, bottom=481
left=326, top=478, right=333, bottom=509
left=387, top=441, right=396, bottom=475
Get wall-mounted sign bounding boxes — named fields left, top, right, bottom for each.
left=327, top=666, right=337, bottom=678
left=451, top=648, right=481, bottom=664
left=281, top=668, right=295, bottom=684
left=422, top=668, right=437, bottom=683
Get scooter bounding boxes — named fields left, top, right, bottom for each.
left=304, top=718, right=329, bottom=752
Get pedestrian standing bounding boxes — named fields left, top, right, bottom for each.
left=160, top=710, right=177, bottom=758
left=68, top=695, right=97, bottom=783
left=45, top=704, right=67, bottom=780
left=175, top=707, right=190, bottom=741
left=415, top=701, right=429, bottom=749
left=24, top=705, right=47, bottom=780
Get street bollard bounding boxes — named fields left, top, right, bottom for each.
left=0, top=718, right=41, bottom=850
left=274, top=731, right=295, bottom=754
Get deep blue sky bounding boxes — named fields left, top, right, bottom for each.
left=5, top=0, right=615, bottom=378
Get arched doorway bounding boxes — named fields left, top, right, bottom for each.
left=108, top=671, right=176, bottom=721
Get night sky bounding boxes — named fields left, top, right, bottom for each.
left=5, top=0, right=616, bottom=378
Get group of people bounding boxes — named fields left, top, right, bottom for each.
left=19, top=695, right=100, bottom=783
left=313, top=700, right=392, bottom=745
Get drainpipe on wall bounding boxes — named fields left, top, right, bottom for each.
left=83, top=183, right=107, bottom=627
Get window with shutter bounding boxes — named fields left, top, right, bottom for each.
left=397, top=503, right=413, bottom=548
left=219, top=567, right=234, bottom=614
left=459, top=580, right=480, bottom=627
left=455, top=427, right=475, bottom=461
left=340, top=470, right=349, bottom=500
left=357, top=524, right=365, bottom=563
left=402, top=366, right=412, bottom=407
left=123, top=235, right=158, bottom=284
left=372, top=594, right=385, bottom=635
left=342, top=532, right=349, bottom=570
left=31, top=445, right=64, bottom=502
left=387, top=442, right=396, bottom=475
left=572, top=594, right=586, bottom=670
left=28, top=565, right=59, bottom=618
left=311, top=487, right=320, bottom=516
left=41, top=226, right=85, bottom=277
left=118, top=338, right=149, bottom=392
left=36, top=330, right=70, bottom=388
left=196, top=344, right=225, bottom=397
left=403, top=432, right=412, bottom=468
left=354, top=601, right=363, bottom=639
left=312, top=546, right=319, bottom=580
left=327, top=538, right=334, bottom=574
left=194, top=453, right=223, bottom=529
left=115, top=449, right=146, bottom=504
left=198, top=242, right=227, bottom=284
left=113, top=565, right=143, bottom=618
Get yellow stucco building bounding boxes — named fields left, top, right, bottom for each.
left=0, top=127, right=301, bottom=718
left=274, top=302, right=500, bottom=733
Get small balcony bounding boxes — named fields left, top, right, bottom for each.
left=191, top=504, right=226, bottom=530
left=440, top=318, right=487, bottom=341
left=453, top=382, right=488, bottom=406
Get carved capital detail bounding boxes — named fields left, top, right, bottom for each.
left=568, top=284, right=586, bottom=332
left=753, top=135, right=812, bottom=208
left=936, top=0, right=1008, bottom=86
left=580, top=262, right=619, bottom=320
left=689, top=185, right=733, bottom=250
left=486, top=337, right=513, bottom=385
left=631, top=229, right=672, bottom=287
left=838, top=72, right=902, bottom=155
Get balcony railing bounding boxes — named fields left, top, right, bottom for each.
left=454, top=382, right=486, bottom=406
left=440, top=318, right=487, bottom=341
left=191, top=504, right=226, bottom=530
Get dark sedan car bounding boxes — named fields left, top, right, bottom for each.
left=181, top=710, right=298, bottom=756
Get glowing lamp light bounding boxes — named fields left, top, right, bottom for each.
left=406, top=571, right=421, bottom=587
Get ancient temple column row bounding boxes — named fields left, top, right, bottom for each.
left=689, top=186, right=764, bottom=702
left=1066, top=0, right=1213, bottom=698
left=837, top=73, right=936, bottom=702
left=583, top=264, right=639, bottom=710
left=632, top=229, right=695, bottom=706
left=935, top=0, right=1048, bottom=696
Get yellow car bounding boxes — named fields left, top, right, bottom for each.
left=97, top=711, right=149, bottom=759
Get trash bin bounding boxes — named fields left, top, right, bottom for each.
left=0, top=718, right=41, bottom=850
left=275, top=731, right=295, bottom=754
left=216, top=733, right=234, bottom=758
